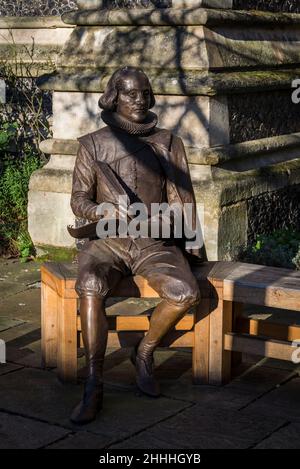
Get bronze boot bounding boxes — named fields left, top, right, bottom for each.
left=70, top=295, right=108, bottom=425
left=130, top=340, right=159, bottom=397
left=131, top=299, right=195, bottom=397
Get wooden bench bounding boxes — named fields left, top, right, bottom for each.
left=41, top=261, right=300, bottom=385
left=211, top=261, right=300, bottom=385
left=41, top=261, right=216, bottom=383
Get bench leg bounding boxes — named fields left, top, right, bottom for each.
left=208, top=296, right=233, bottom=385
left=57, top=296, right=78, bottom=383
left=41, top=282, right=58, bottom=368
left=231, top=302, right=244, bottom=370
left=193, top=298, right=210, bottom=384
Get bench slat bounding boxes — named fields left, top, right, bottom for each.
left=106, top=330, right=194, bottom=348
left=223, top=283, right=300, bottom=311
left=224, top=332, right=297, bottom=361
left=237, top=317, right=300, bottom=342
left=77, top=313, right=195, bottom=331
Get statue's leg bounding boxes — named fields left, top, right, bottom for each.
left=131, top=241, right=201, bottom=397
left=70, top=240, right=127, bottom=424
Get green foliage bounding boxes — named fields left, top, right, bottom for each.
left=293, top=249, right=300, bottom=270
left=0, top=37, right=53, bottom=261
left=15, top=230, right=34, bottom=263
left=0, top=124, right=42, bottom=260
left=36, top=245, right=78, bottom=263
left=241, top=229, right=300, bottom=270
left=0, top=122, right=18, bottom=152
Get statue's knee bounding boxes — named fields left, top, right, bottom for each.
left=75, top=271, right=108, bottom=298
left=181, top=284, right=201, bottom=307
left=163, top=279, right=201, bottom=307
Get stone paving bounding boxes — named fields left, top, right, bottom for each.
left=0, top=258, right=300, bottom=449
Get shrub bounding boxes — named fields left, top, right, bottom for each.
left=0, top=124, right=42, bottom=261
left=0, top=37, right=52, bottom=261
left=0, top=122, right=18, bottom=153
left=240, top=229, right=300, bottom=270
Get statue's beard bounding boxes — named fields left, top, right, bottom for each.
left=101, top=109, right=158, bottom=135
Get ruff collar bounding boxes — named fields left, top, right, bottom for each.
left=101, top=110, right=158, bottom=136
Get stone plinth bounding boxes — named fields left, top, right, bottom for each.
left=29, top=5, right=300, bottom=258
left=0, top=17, right=73, bottom=76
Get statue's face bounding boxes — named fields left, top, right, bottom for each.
left=116, top=73, right=151, bottom=123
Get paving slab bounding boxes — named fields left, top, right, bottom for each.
left=0, top=321, right=42, bottom=369
left=241, top=376, right=300, bottom=422
left=0, top=317, right=26, bottom=332
left=224, top=364, right=295, bottom=395
left=0, top=321, right=40, bottom=344
left=0, top=259, right=41, bottom=282
left=110, top=405, right=286, bottom=449
left=0, top=288, right=41, bottom=323
left=162, top=381, right=255, bottom=410
left=257, top=357, right=300, bottom=372
left=0, top=260, right=41, bottom=299
left=0, top=367, right=191, bottom=441
left=101, top=348, right=192, bottom=391
left=161, top=364, right=295, bottom=410
left=46, top=431, right=112, bottom=449
left=254, top=422, right=300, bottom=449
left=6, top=342, right=42, bottom=369
left=0, top=410, right=70, bottom=449
left=0, top=363, right=23, bottom=376
left=0, top=281, right=30, bottom=299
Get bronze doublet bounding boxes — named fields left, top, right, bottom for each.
left=109, top=144, right=167, bottom=212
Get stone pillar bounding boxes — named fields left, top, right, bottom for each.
left=29, top=1, right=300, bottom=259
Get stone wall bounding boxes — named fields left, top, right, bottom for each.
left=104, top=1, right=171, bottom=7
left=2, top=0, right=300, bottom=16
left=247, top=185, right=300, bottom=243
left=0, top=0, right=77, bottom=17
left=0, top=0, right=171, bottom=16
left=233, top=0, right=300, bottom=12
left=229, top=90, right=300, bottom=144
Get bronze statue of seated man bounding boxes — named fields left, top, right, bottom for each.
left=68, top=66, right=202, bottom=425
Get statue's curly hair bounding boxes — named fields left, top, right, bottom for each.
left=99, top=66, right=156, bottom=111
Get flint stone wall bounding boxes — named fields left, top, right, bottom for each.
left=0, top=0, right=77, bottom=17
left=229, top=90, right=300, bottom=144
left=247, top=185, right=300, bottom=243
left=2, top=0, right=300, bottom=16
left=233, top=0, right=300, bottom=12
left=0, top=0, right=170, bottom=16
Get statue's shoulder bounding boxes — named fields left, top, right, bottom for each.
left=146, top=127, right=173, bottom=148
left=78, top=126, right=111, bottom=145
left=77, top=126, right=111, bottom=156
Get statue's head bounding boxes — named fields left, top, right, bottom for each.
left=99, top=66, right=155, bottom=123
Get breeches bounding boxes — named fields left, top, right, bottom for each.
left=75, top=238, right=200, bottom=307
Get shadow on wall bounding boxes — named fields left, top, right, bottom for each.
left=53, top=5, right=300, bottom=148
